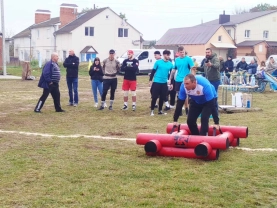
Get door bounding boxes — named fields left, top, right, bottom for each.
left=137, top=51, right=149, bottom=71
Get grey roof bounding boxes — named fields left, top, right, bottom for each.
left=201, top=10, right=277, bottom=26
left=236, top=40, right=267, bottom=47
left=36, top=9, right=51, bottom=13
left=267, top=41, right=277, bottom=47
left=156, top=24, right=221, bottom=45
left=60, top=3, right=78, bottom=7
left=80, top=46, right=98, bottom=54
left=13, top=17, right=60, bottom=39
left=55, top=7, right=107, bottom=34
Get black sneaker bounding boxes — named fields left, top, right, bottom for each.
left=56, top=109, right=65, bottom=112
left=132, top=105, right=136, bottom=111
left=34, top=110, right=41, bottom=113
left=158, top=111, right=167, bottom=115
left=109, top=106, right=113, bottom=110
left=164, top=106, right=171, bottom=111
left=122, top=105, right=128, bottom=110
left=98, top=106, right=104, bottom=110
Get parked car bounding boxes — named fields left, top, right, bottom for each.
left=266, top=55, right=277, bottom=66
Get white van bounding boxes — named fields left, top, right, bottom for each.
left=118, top=49, right=174, bottom=74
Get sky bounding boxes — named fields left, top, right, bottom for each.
left=2, top=0, right=277, bottom=40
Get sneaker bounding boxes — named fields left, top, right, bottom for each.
left=132, top=105, right=136, bottom=111
left=94, top=103, right=98, bottom=107
left=164, top=106, right=171, bottom=111
left=73, top=104, right=78, bottom=107
left=109, top=106, right=113, bottom=110
left=104, top=103, right=107, bottom=108
left=150, top=111, right=154, bottom=116
left=170, top=105, right=175, bottom=109
left=98, top=106, right=104, bottom=110
left=67, top=103, right=73, bottom=106
left=158, top=111, right=167, bottom=115
left=34, top=110, right=41, bottom=113
left=56, top=109, right=65, bottom=112
left=122, top=105, right=128, bottom=110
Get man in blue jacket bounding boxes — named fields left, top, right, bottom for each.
left=63, top=50, right=79, bottom=107
left=173, top=74, right=219, bottom=135
left=34, top=52, right=64, bottom=113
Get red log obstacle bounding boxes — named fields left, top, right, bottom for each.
left=137, top=133, right=229, bottom=150
left=166, top=124, right=248, bottom=138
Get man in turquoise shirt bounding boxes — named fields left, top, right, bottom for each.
left=168, top=46, right=194, bottom=115
left=149, top=50, right=173, bottom=116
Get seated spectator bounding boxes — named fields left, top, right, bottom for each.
left=236, top=57, right=248, bottom=72
left=247, top=59, right=258, bottom=75
left=256, top=61, right=266, bottom=78
left=266, top=57, right=277, bottom=75
left=224, top=56, right=234, bottom=78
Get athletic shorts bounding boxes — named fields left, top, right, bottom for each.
left=122, top=79, right=137, bottom=91
left=175, top=81, right=183, bottom=92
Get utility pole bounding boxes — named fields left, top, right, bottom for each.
left=1, top=0, right=6, bottom=76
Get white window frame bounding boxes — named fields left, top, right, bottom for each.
left=263, top=30, right=269, bottom=39
left=85, top=27, right=94, bottom=36
left=245, top=30, right=250, bottom=38
left=118, top=28, right=128, bottom=38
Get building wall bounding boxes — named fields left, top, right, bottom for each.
left=236, top=42, right=267, bottom=64
left=233, top=11, right=277, bottom=44
left=182, top=45, right=206, bottom=56
left=56, top=8, right=141, bottom=61
left=14, top=37, right=31, bottom=61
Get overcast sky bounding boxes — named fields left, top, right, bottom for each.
left=2, top=0, right=277, bottom=40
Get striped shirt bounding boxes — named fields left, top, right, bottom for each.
left=51, top=62, right=61, bottom=83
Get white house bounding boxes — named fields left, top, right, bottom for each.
left=13, top=3, right=142, bottom=63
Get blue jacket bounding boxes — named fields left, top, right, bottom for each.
left=38, top=61, right=54, bottom=89
left=247, top=63, right=258, bottom=74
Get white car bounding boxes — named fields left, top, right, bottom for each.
left=266, top=55, right=277, bottom=66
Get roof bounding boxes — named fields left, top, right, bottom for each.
left=236, top=40, right=267, bottom=47
left=12, top=28, right=31, bottom=39
left=31, top=17, right=60, bottom=29
left=211, top=42, right=236, bottom=48
left=35, top=9, right=51, bottom=13
left=201, top=10, right=277, bottom=26
left=156, top=25, right=221, bottom=45
left=267, top=41, right=277, bottom=47
left=80, top=46, right=98, bottom=54
left=55, top=7, right=107, bottom=34
left=60, top=3, right=78, bottom=7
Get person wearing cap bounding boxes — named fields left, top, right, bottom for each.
left=98, top=49, right=121, bottom=110
left=149, top=50, right=173, bottom=116
left=120, top=50, right=139, bottom=111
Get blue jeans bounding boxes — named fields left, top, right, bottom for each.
left=66, top=77, right=78, bottom=104
left=91, top=80, right=103, bottom=103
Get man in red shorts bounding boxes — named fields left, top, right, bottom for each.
left=121, top=50, right=139, bottom=111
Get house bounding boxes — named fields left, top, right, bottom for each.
left=0, top=37, right=11, bottom=70
left=155, top=24, right=236, bottom=59
left=201, top=10, right=277, bottom=62
left=12, top=3, right=142, bottom=63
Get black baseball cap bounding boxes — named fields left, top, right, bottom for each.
left=154, top=51, right=161, bottom=55
left=109, top=49, right=115, bottom=54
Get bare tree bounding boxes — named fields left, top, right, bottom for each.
left=5, top=28, right=15, bottom=57
left=233, top=7, right=249, bottom=14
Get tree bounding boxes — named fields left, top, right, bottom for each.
left=233, top=7, right=249, bottom=14
left=5, top=28, right=15, bottom=57
left=250, top=3, right=277, bottom=12
left=119, top=12, right=127, bottom=22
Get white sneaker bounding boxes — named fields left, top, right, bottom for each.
left=150, top=111, right=154, bottom=116
left=94, top=103, right=98, bottom=107
left=73, top=104, right=78, bottom=107
left=170, top=105, right=175, bottom=109
left=104, top=103, right=107, bottom=108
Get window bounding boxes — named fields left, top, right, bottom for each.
left=263, top=30, right=269, bottom=39
left=118, top=28, right=128, bottom=37
left=218, top=36, right=222, bottom=42
left=245, top=30, right=250, bottom=38
left=85, top=27, right=94, bottom=36
left=138, top=51, right=149, bottom=60
left=226, top=30, right=231, bottom=36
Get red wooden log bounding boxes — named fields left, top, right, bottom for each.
left=146, top=147, right=219, bottom=160
left=166, top=123, right=248, bottom=138
left=194, top=142, right=212, bottom=157
left=230, top=138, right=240, bottom=147
left=137, top=133, right=229, bottom=150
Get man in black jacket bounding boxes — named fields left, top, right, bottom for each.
left=63, top=50, right=79, bottom=107
left=236, top=57, right=248, bottom=72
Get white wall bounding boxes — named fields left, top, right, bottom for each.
left=229, top=11, right=277, bottom=44
left=56, top=8, right=141, bottom=62
left=14, top=37, right=31, bottom=61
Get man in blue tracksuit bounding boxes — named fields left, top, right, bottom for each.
left=173, top=74, right=219, bottom=135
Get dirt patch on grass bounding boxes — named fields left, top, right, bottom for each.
left=106, top=132, right=125, bottom=136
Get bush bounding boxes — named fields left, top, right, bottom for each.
left=30, top=59, right=39, bottom=67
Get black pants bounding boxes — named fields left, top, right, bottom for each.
left=151, top=82, right=168, bottom=111
left=101, top=78, right=117, bottom=101
left=187, top=99, right=215, bottom=136
left=35, top=82, right=62, bottom=112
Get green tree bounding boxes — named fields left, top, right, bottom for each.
left=250, top=3, right=277, bottom=12
left=119, top=12, right=127, bottom=21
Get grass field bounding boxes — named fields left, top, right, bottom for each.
left=0, top=65, right=277, bottom=207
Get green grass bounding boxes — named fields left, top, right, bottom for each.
left=0, top=67, right=277, bottom=207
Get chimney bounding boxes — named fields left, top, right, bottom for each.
left=60, top=3, right=78, bottom=28
left=219, top=10, right=230, bottom=24
left=35, top=10, right=51, bottom=24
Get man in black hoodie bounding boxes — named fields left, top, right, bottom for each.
left=236, top=57, right=248, bottom=72
left=63, top=50, right=79, bottom=107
